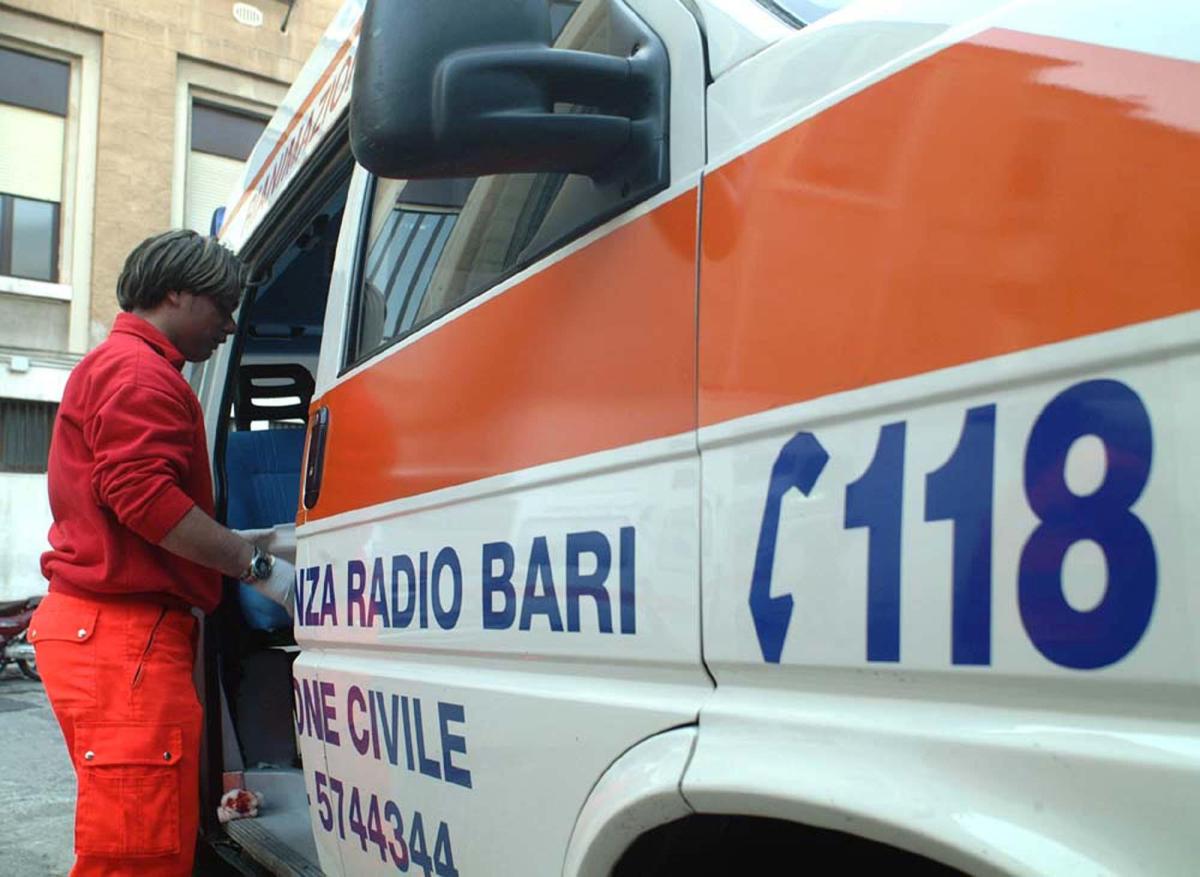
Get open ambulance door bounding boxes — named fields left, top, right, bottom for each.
left=196, top=131, right=356, bottom=875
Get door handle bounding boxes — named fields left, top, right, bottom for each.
left=303, top=406, right=330, bottom=510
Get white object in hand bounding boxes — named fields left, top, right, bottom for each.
left=250, top=556, right=296, bottom=621
left=235, top=524, right=297, bottom=564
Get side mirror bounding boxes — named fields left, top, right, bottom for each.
left=350, top=0, right=668, bottom=181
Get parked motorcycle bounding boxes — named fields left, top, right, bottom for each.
left=0, top=596, right=41, bottom=680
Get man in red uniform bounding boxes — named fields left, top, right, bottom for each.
left=31, top=229, right=295, bottom=876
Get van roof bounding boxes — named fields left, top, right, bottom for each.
left=216, top=0, right=365, bottom=252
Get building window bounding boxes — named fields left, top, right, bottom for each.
left=0, top=46, right=69, bottom=283
left=0, top=195, right=60, bottom=282
left=0, top=398, right=58, bottom=473
left=185, top=101, right=268, bottom=233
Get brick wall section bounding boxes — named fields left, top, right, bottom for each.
left=1, top=0, right=343, bottom=338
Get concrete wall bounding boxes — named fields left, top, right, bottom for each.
left=0, top=353, right=75, bottom=600
left=0, top=296, right=69, bottom=351
left=0, top=474, right=52, bottom=601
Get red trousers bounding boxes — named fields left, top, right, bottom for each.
left=31, top=592, right=204, bottom=876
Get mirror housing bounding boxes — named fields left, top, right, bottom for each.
left=350, top=0, right=668, bottom=181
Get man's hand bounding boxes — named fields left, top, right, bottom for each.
left=159, top=510, right=295, bottom=623
left=249, top=556, right=296, bottom=621
left=235, top=524, right=297, bottom=564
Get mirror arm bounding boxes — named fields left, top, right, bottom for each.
left=437, top=46, right=645, bottom=114
left=433, top=46, right=653, bottom=175
left=455, top=112, right=632, bottom=175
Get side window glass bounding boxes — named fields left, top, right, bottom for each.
left=345, top=0, right=647, bottom=370
left=355, top=177, right=472, bottom=356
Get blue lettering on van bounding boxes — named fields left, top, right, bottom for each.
left=321, top=680, right=341, bottom=746
left=367, top=557, right=389, bottom=627
left=749, top=378, right=1157, bottom=670
left=392, top=554, right=417, bottom=627
left=519, top=536, right=563, bottom=631
left=345, top=557, right=409, bottom=628
left=340, top=682, right=472, bottom=790
left=430, top=547, right=463, bottom=630
left=481, top=541, right=516, bottom=629
left=300, top=565, right=319, bottom=626
left=330, top=550, right=463, bottom=631
left=619, top=525, right=636, bottom=634
left=293, top=676, right=342, bottom=746
left=322, top=564, right=339, bottom=626
left=483, top=527, right=636, bottom=634
left=566, top=530, right=612, bottom=632
left=748, top=432, right=829, bottom=664
left=347, top=559, right=368, bottom=626
left=311, top=768, right=460, bottom=875
left=413, top=698, right=442, bottom=781
left=418, top=550, right=430, bottom=630
left=298, top=564, right=340, bottom=628
left=437, top=702, right=472, bottom=789
left=299, top=527, right=636, bottom=635
left=297, top=676, right=323, bottom=741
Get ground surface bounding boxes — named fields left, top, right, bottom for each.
left=0, top=665, right=75, bottom=876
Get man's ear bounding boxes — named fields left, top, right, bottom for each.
left=162, top=289, right=185, bottom=308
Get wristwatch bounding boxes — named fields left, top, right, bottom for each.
left=240, top=545, right=275, bottom=584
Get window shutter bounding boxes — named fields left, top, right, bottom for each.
left=184, top=150, right=243, bottom=234
left=0, top=398, right=59, bottom=473
left=0, top=104, right=65, bottom=202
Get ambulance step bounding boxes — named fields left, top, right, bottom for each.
left=226, top=768, right=322, bottom=876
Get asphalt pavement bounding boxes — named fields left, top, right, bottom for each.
left=0, top=664, right=76, bottom=876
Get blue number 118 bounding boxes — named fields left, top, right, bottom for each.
left=841, top=381, right=1154, bottom=669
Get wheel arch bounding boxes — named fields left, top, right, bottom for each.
left=562, top=725, right=698, bottom=877
left=561, top=725, right=1000, bottom=877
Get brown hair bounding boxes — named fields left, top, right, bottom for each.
left=116, top=229, right=245, bottom=313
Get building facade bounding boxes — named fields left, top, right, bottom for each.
left=0, top=0, right=341, bottom=599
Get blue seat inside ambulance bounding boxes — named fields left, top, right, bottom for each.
left=226, top=364, right=314, bottom=630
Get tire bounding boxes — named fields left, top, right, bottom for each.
left=18, top=660, right=38, bottom=681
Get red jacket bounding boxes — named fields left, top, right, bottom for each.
left=41, top=313, right=221, bottom=612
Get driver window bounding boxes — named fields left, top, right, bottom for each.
left=345, top=0, right=638, bottom=369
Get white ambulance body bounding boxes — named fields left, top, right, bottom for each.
left=200, top=1, right=1200, bottom=874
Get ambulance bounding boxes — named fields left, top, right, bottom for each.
left=195, top=0, right=1200, bottom=874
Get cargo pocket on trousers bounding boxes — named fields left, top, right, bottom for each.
left=73, top=723, right=183, bottom=857
left=28, top=603, right=99, bottom=708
